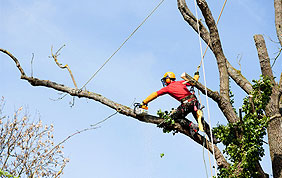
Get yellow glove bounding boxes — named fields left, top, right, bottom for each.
left=193, top=71, right=200, bottom=82
left=141, top=102, right=148, bottom=110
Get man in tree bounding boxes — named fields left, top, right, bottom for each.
left=141, top=71, right=216, bottom=143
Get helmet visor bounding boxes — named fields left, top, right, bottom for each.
left=161, top=78, right=167, bottom=87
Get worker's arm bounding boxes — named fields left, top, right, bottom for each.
left=142, top=92, right=158, bottom=105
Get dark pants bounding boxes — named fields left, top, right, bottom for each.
left=171, top=97, right=213, bottom=139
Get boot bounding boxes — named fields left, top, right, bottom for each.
left=188, top=121, right=199, bottom=137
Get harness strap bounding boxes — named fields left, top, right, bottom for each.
left=181, top=94, right=197, bottom=104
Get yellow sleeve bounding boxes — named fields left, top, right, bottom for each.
left=143, top=92, right=158, bottom=104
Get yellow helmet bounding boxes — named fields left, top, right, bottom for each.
left=161, top=72, right=176, bottom=86
left=163, top=72, right=176, bottom=79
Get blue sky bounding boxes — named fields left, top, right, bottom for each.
left=0, top=0, right=280, bottom=177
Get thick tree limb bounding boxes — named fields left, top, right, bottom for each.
left=177, top=0, right=211, bottom=48
left=254, top=35, right=275, bottom=83
left=0, top=48, right=229, bottom=170
left=275, top=0, right=282, bottom=47
left=196, top=0, right=229, bottom=100
left=177, top=0, right=253, bottom=96
left=178, top=0, right=239, bottom=123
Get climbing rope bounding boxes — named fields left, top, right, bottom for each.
left=202, top=137, right=209, bottom=178
left=80, top=0, right=165, bottom=90
left=193, top=0, right=217, bottom=177
left=198, top=90, right=213, bottom=178
left=193, top=0, right=228, bottom=177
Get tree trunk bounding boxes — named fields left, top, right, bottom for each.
left=254, top=34, right=282, bottom=178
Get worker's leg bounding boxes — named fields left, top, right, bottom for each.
left=171, top=103, right=198, bottom=135
left=191, top=100, right=204, bottom=131
left=192, top=103, right=218, bottom=143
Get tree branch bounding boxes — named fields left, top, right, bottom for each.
left=254, top=35, right=275, bottom=83
left=50, top=45, right=78, bottom=89
left=0, top=48, right=26, bottom=77
left=196, top=0, right=230, bottom=100
left=0, top=48, right=229, bottom=169
left=274, top=0, right=282, bottom=47
left=177, top=0, right=211, bottom=47
left=177, top=0, right=253, bottom=98
left=226, top=60, right=253, bottom=94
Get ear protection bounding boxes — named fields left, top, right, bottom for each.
left=165, top=77, right=171, bottom=84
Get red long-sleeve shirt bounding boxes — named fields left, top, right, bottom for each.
left=156, top=80, right=192, bottom=101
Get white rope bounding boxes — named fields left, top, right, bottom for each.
left=80, top=0, right=165, bottom=90
left=193, top=0, right=217, bottom=177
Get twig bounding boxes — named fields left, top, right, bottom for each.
left=31, top=53, right=34, bottom=77
left=264, top=34, right=280, bottom=44
left=90, top=112, right=118, bottom=127
left=49, top=93, right=68, bottom=101
left=271, top=47, right=282, bottom=67
left=237, top=54, right=242, bottom=71
left=32, top=111, right=118, bottom=177
left=50, top=45, right=78, bottom=89
left=69, top=97, right=75, bottom=107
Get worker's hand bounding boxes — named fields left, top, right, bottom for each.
left=193, top=71, right=200, bottom=82
left=194, top=71, right=199, bottom=75
left=141, top=102, right=148, bottom=110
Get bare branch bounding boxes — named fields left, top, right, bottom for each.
left=194, top=0, right=230, bottom=101
left=177, top=0, right=252, bottom=99
left=0, top=48, right=26, bottom=77
left=271, top=47, right=282, bottom=67
left=0, top=107, right=67, bottom=177
left=274, top=0, right=282, bottom=47
left=177, top=0, right=211, bottom=47
left=237, top=54, right=242, bottom=71
left=31, top=53, right=34, bottom=77
left=0, top=48, right=229, bottom=169
left=254, top=35, right=275, bottom=83
left=50, top=45, right=78, bottom=89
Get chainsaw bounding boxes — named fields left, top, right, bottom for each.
left=133, top=103, right=148, bottom=116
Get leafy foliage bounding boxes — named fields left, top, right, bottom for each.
left=0, top=169, right=17, bottom=178
left=156, top=109, right=176, bottom=134
left=213, top=76, right=272, bottom=178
